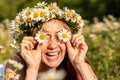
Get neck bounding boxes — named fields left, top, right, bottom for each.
left=39, top=62, right=57, bottom=72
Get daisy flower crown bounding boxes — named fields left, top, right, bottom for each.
left=10, top=1, right=85, bottom=49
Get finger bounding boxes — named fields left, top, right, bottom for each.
left=22, top=40, right=34, bottom=49
left=71, top=33, right=81, bottom=44
left=65, top=40, right=73, bottom=52
left=76, top=40, right=82, bottom=48
left=73, top=36, right=82, bottom=47
left=73, top=35, right=85, bottom=47
left=23, top=36, right=37, bottom=44
left=20, top=42, right=31, bottom=50
left=78, top=41, right=88, bottom=54
left=22, top=37, right=38, bottom=49
left=36, top=43, right=42, bottom=53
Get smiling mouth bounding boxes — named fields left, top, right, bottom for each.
left=46, top=52, right=60, bottom=57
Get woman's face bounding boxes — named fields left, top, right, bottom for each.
left=37, top=19, right=69, bottom=68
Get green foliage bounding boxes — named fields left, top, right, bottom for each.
left=0, top=0, right=120, bottom=79
left=0, top=15, right=120, bottom=80
left=83, top=15, right=120, bottom=80
left=0, top=0, right=120, bottom=22
left=0, top=19, right=16, bottom=64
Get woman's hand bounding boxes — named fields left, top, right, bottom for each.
left=66, top=34, right=98, bottom=80
left=66, top=33, right=88, bottom=65
left=20, top=36, right=42, bottom=70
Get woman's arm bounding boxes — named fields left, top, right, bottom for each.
left=76, top=60, right=97, bottom=80
left=66, top=34, right=98, bottom=80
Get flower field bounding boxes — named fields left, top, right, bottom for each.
left=0, top=15, right=120, bottom=80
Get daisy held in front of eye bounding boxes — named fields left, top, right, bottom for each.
left=5, top=1, right=98, bottom=80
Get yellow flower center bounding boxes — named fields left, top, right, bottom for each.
left=66, top=12, right=71, bottom=17
left=26, top=18, right=32, bottom=23
left=39, top=11, right=45, bottom=17
left=73, top=16, right=78, bottom=21
left=39, top=34, right=45, bottom=40
left=49, top=6, right=54, bottom=11
left=33, top=12, right=39, bottom=18
left=26, top=11, right=31, bottom=16
left=62, top=33, right=68, bottom=39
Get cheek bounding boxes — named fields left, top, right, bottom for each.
left=41, top=44, right=48, bottom=53
left=60, top=43, right=67, bottom=54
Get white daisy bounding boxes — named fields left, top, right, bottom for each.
left=21, top=7, right=34, bottom=26
left=57, top=29, right=71, bottom=42
left=31, top=9, right=40, bottom=22
left=9, top=43, right=18, bottom=50
left=47, top=2, right=60, bottom=19
left=21, top=7, right=31, bottom=19
left=71, top=13, right=82, bottom=23
left=48, top=2, right=58, bottom=12
left=38, top=8, right=49, bottom=22
left=64, top=7, right=75, bottom=21
left=0, top=45, right=4, bottom=49
left=8, top=59, right=24, bottom=70
left=35, top=30, right=48, bottom=44
left=34, top=1, right=47, bottom=8
left=78, top=19, right=85, bottom=28
left=15, top=12, right=24, bottom=25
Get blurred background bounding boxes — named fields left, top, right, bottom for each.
left=0, top=0, right=120, bottom=80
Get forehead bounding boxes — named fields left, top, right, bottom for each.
left=42, top=19, right=69, bottom=33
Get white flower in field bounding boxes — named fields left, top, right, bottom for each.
left=18, top=63, right=24, bottom=70
left=8, top=59, right=15, bottom=64
left=57, top=29, right=71, bottom=42
left=35, top=30, right=49, bottom=44
left=8, top=59, right=23, bottom=70
left=38, top=69, right=66, bottom=80
left=14, top=62, right=24, bottom=70
left=9, top=43, right=18, bottom=50
left=0, top=45, right=4, bottom=49
left=15, top=74, right=21, bottom=80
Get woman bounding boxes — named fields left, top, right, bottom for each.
left=5, top=2, right=98, bottom=80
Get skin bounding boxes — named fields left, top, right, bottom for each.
left=13, top=19, right=97, bottom=80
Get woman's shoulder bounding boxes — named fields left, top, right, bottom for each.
left=5, top=52, right=27, bottom=80
left=6, top=52, right=26, bottom=68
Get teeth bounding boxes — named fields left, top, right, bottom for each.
left=46, top=52, right=59, bottom=56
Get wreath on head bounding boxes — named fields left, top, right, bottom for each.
left=9, top=1, right=85, bottom=50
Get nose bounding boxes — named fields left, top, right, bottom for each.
left=47, top=36, right=58, bottom=50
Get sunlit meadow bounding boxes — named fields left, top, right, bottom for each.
left=0, top=15, right=120, bottom=80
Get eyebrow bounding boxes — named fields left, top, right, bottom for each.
left=43, top=29, right=60, bottom=34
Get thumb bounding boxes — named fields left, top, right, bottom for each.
left=36, top=43, right=42, bottom=52
left=65, top=40, right=73, bottom=52
left=66, top=40, right=76, bottom=63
